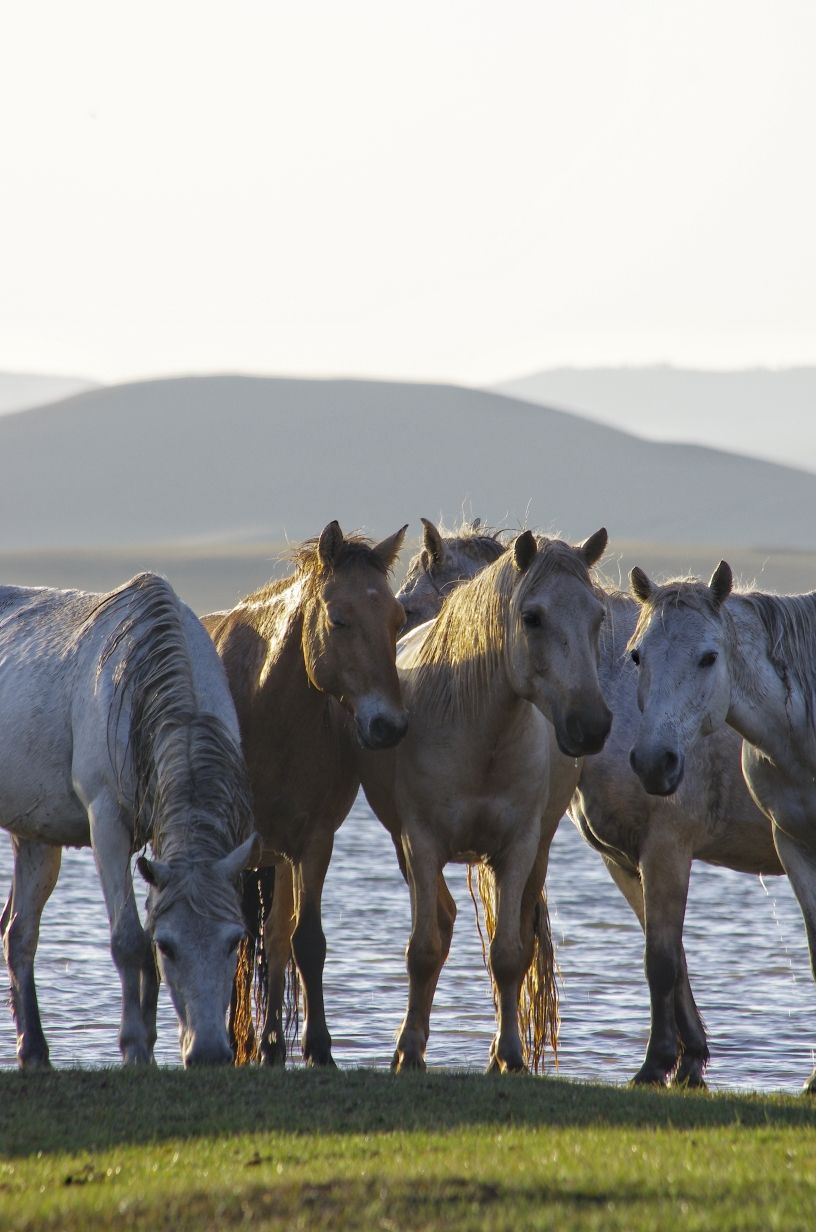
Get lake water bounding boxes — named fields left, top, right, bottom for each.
left=1, top=795, right=813, bottom=1092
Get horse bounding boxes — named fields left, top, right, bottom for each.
left=403, top=520, right=782, bottom=1086
left=397, top=517, right=507, bottom=633
left=0, top=572, right=259, bottom=1069
left=203, top=521, right=408, bottom=1066
left=360, top=529, right=612, bottom=1073
left=627, top=561, right=816, bottom=1092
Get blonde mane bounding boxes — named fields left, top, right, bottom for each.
left=406, top=536, right=594, bottom=719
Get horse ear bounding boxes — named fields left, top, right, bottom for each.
left=216, top=832, right=263, bottom=881
left=708, top=560, right=733, bottom=608
left=471, top=517, right=481, bottom=532
left=579, top=527, right=608, bottom=567
left=136, top=855, right=171, bottom=889
left=318, top=520, right=344, bottom=566
left=629, top=566, right=655, bottom=605
left=513, top=530, right=538, bottom=573
left=420, top=518, right=445, bottom=565
left=373, top=524, right=409, bottom=570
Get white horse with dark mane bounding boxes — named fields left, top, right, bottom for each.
left=0, top=572, right=259, bottom=1068
left=628, top=562, right=816, bottom=1091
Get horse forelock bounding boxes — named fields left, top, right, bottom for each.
left=408, top=535, right=595, bottom=719
left=144, top=855, right=245, bottom=928
left=627, top=579, right=720, bottom=654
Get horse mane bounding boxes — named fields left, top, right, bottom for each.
left=406, top=536, right=594, bottom=719
left=237, top=531, right=392, bottom=632
left=87, top=573, right=253, bottom=922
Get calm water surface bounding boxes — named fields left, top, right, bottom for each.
left=1, top=795, right=813, bottom=1091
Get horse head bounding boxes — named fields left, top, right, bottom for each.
left=137, top=831, right=261, bottom=1067
left=397, top=518, right=506, bottom=634
left=507, top=528, right=613, bottom=757
left=627, top=561, right=734, bottom=795
left=302, top=521, right=410, bottom=749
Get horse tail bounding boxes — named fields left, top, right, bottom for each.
left=230, top=866, right=275, bottom=1065
left=520, top=892, right=559, bottom=1073
left=466, top=863, right=559, bottom=1073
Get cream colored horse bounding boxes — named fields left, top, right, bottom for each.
left=362, top=529, right=611, bottom=1072
left=628, top=562, right=816, bottom=1091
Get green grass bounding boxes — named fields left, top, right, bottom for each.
left=1, top=1069, right=815, bottom=1230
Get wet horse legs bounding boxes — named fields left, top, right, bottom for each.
left=258, top=862, right=295, bottom=1066
left=3, top=837, right=62, bottom=1068
left=291, top=832, right=336, bottom=1066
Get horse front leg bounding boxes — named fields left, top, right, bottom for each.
left=393, top=831, right=444, bottom=1072
left=3, top=837, right=62, bottom=1069
left=770, top=825, right=816, bottom=1093
left=88, top=791, right=155, bottom=1065
left=487, top=824, right=540, bottom=1074
left=258, top=862, right=295, bottom=1066
left=632, top=827, right=694, bottom=1086
left=291, top=832, right=336, bottom=1067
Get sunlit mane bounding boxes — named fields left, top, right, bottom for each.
left=406, top=536, right=594, bottom=719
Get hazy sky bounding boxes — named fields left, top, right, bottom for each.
left=3, top=1, right=815, bottom=385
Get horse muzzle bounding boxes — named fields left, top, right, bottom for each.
left=629, top=743, right=685, bottom=796
left=356, top=707, right=409, bottom=750
left=182, top=1033, right=234, bottom=1068
left=555, top=706, right=613, bottom=759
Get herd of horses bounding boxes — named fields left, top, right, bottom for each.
left=1, top=517, right=815, bottom=1092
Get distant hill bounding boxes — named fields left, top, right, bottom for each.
left=494, top=366, right=816, bottom=474
left=3, top=374, right=816, bottom=552
left=0, top=371, right=98, bottom=416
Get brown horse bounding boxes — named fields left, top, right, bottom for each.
left=203, top=520, right=408, bottom=1065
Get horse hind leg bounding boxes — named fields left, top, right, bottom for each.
left=291, top=832, right=336, bottom=1067
left=3, top=837, right=62, bottom=1069
left=258, top=863, right=295, bottom=1067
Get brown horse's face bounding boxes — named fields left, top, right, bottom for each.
left=303, top=529, right=409, bottom=750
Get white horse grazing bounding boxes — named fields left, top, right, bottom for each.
left=400, top=521, right=782, bottom=1086
left=361, top=530, right=612, bottom=1073
left=627, top=562, right=816, bottom=1091
left=0, top=573, right=259, bottom=1068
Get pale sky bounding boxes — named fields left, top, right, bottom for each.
left=2, top=0, right=815, bottom=385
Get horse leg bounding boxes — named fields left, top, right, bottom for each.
left=632, top=828, right=693, bottom=1086
left=487, top=829, right=540, bottom=1074
left=88, top=790, right=155, bottom=1064
left=602, top=854, right=708, bottom=1086
left=291, top=833, right=335, bottom=1067
left=258, top=862, right=295, bottom=1066
left=3, top=837, right=61, bottom=1069
left=393, top=833, right=443, bottom=1072
left=770, top=826, right=816, bottom=1093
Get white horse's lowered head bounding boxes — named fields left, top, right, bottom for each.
left=626, top=561, right=735, bottom=795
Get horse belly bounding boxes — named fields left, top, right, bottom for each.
left=0, top=700, right=85, bottom=844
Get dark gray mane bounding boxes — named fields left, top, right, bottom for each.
left=86, top=574, right=253, bottom=919
left=740, top=589, right=816, bottom=722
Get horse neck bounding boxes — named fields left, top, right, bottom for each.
left=249, top=584, right=345, bottom=738
left=725, top=594, right=814, bottom=761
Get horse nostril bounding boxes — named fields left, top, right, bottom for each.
left=367, top=712, right=409, bottom=749
left=663, top=750, right=679, bottom=773
left=629, top=747, right=639, bottom=773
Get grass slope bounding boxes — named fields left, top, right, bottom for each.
left=1, top=1069, right=814, bottom=1230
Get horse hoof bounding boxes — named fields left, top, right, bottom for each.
left=631, top=1066, right=668, bottom=1087
left=673, top=1067, right=707, bottom=1090
left=18, top=1053, right=51, bottom=1072
left=305, top=1052, right=337, bottom=1069
left=392, top=1052, right=426, bottom=1074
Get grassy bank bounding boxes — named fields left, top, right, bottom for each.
left=1, top=1069, right=815, bottom=1230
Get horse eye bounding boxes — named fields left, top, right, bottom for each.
left=328, top=614, right=348, bottom=629
left=630, top=648, right=641, bottom=666
left=699, top=651, right=718, bottom=668
left=156, top=939, right=176, bottom=963
left=522, top=612, right=542, bottom=630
